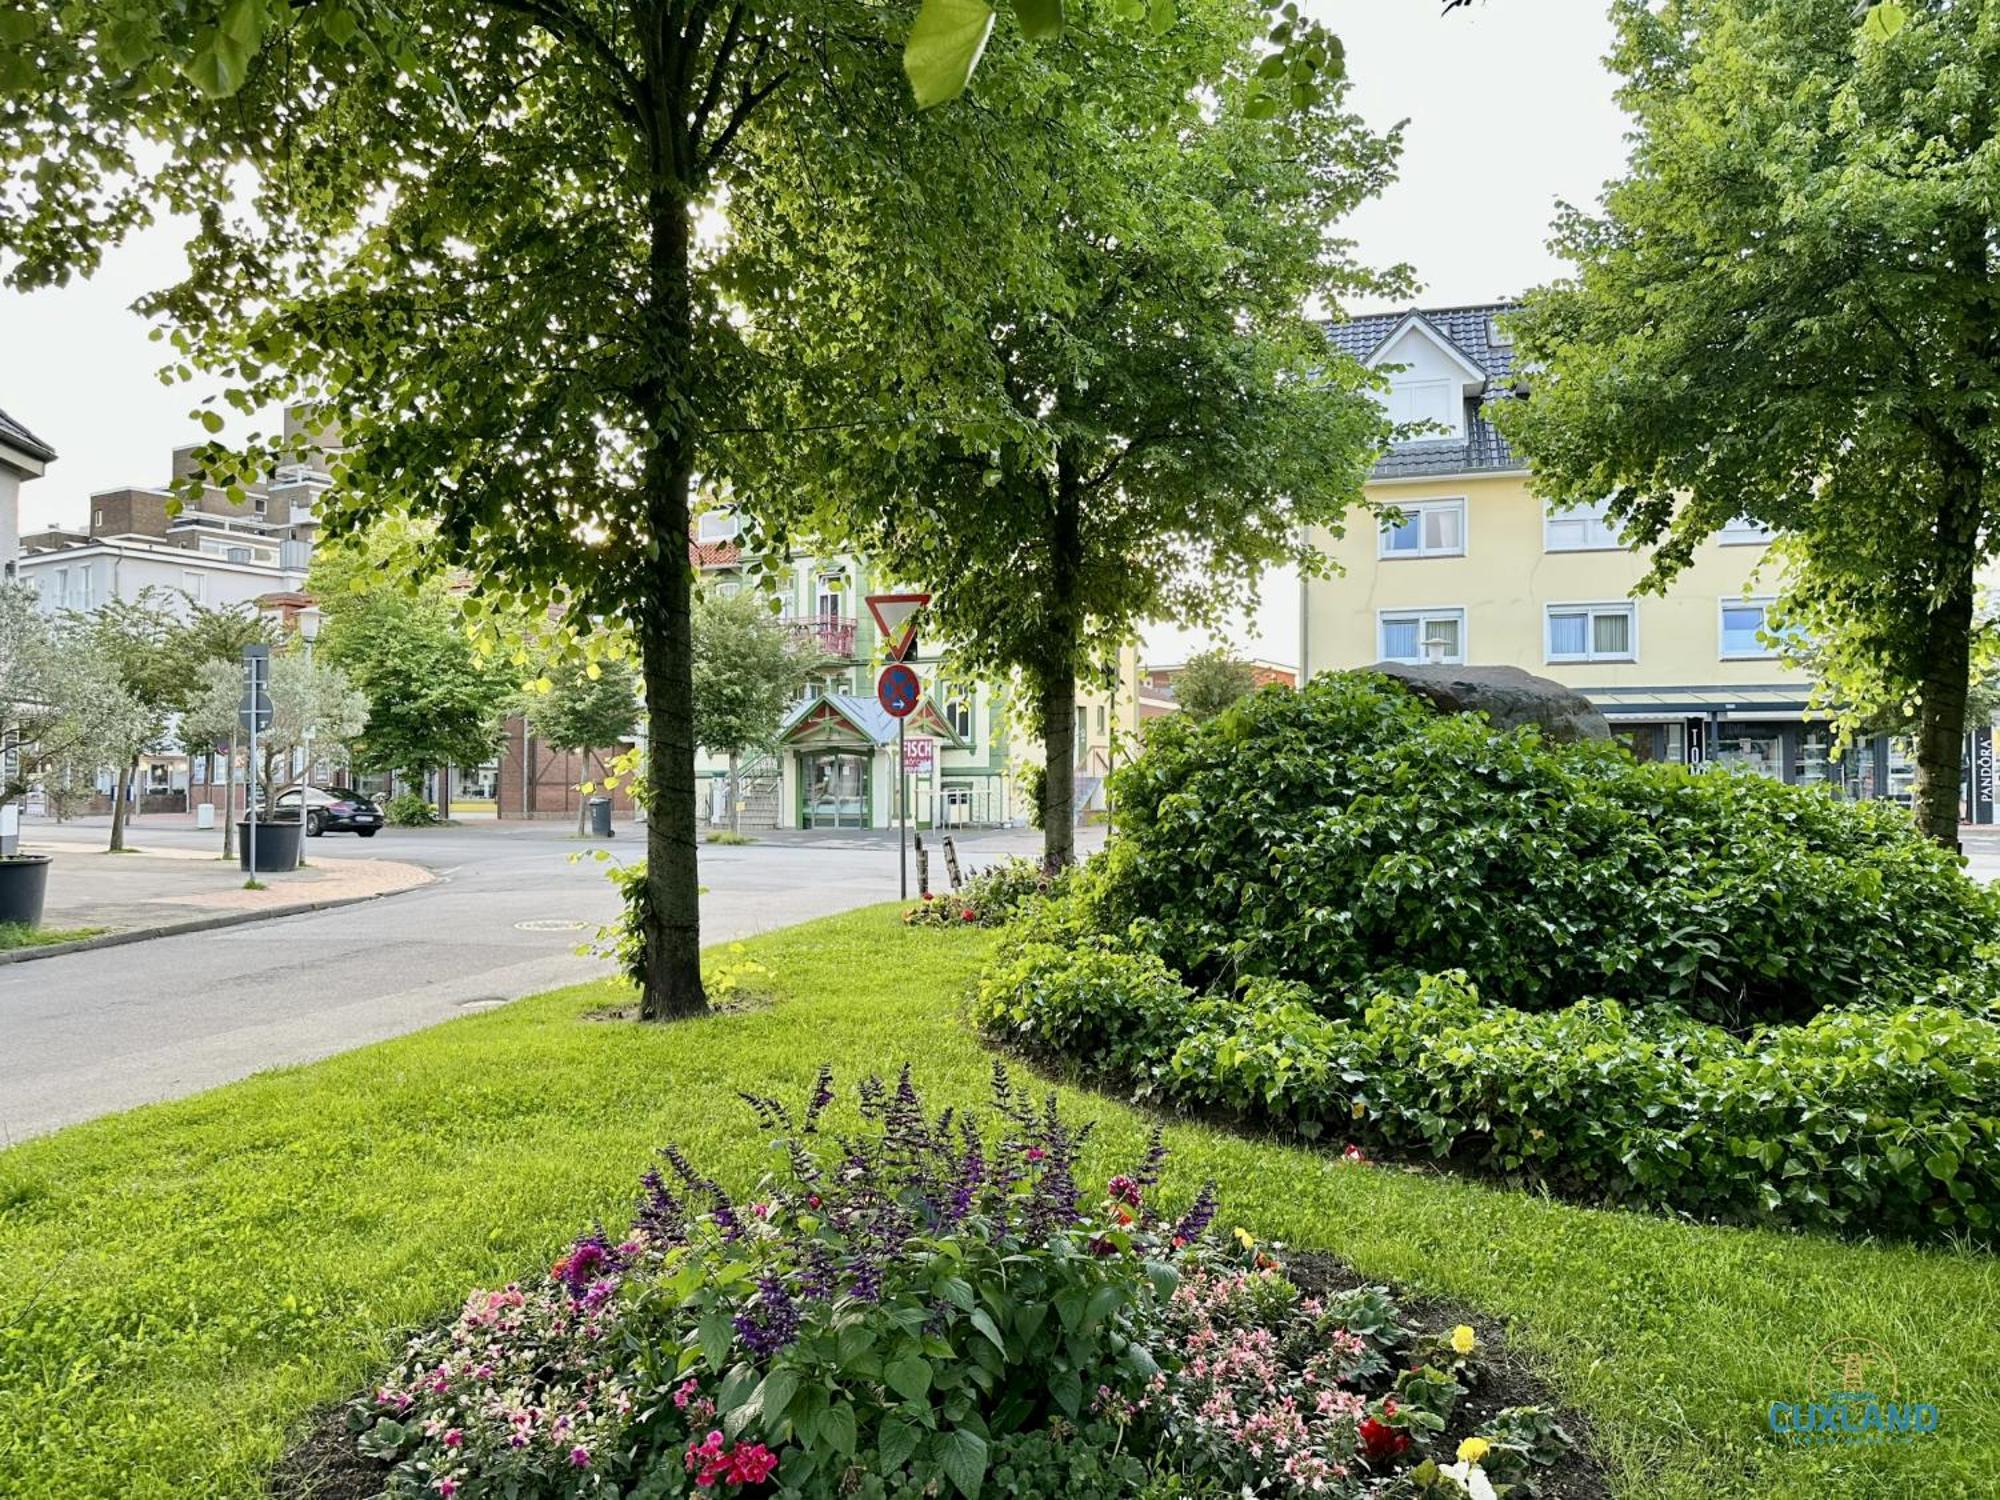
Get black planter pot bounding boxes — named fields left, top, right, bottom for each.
left=0, top=854, right=51, bottom=928
left=237, top=818, right=303, bottom=873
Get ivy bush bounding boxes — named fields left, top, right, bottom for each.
left=976, top=935, right=2000, bottom=1242
left=1102, top=674, right=2000, bottom=1026
left=973, top=673, right=2000, bottom=1243
left=348, top=1067, right=1570, bottom=1498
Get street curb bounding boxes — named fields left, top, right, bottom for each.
left=0, top=879, right=434, bottom=966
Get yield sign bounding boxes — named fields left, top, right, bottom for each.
left=865, top=592, right=930, bottom=662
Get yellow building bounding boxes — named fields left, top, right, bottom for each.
left=1299, top=304, right=1893, bottom=794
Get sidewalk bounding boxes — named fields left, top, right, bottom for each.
left=12, top=831, right=435, bottom=960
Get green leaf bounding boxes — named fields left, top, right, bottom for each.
left=885, top=1352, right=933, bottom=1403
left=904, top=0, right=997, bottom=109
left=1925, top=1150, right=1960, bottom=1183
left=1048, top=1366, right=1082, bottom=1418
left=1012, top=0, right=1064, bottom=42
left=1147, top=0, right=1175, bottom=37
left=968, top=1307, right=1006, bottom=1353
left=1861, top=3, right=1907, bottom=43
left=878, top=1416, right=923, bottom=1472
left=822, top=1399, right=858, bottom=1457
left=753, top=1368, right=800, bottom=1434
left=936, top=1426, right=989, bottom=1498
left=698, top=1311, right=734, bottom=1371
left=198, top=409, right=226, bottom=434
left=0, top=10, right=36, bottom=45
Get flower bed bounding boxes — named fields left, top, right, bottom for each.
left=903, top=857, right=1071, bottom=930
left=309, top=1068, right=1588, bottom=1499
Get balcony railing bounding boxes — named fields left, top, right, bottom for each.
left=783, top=615, right=856, bottom=660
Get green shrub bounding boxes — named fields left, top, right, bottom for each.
left=975, top=946, right=2000, bottom=1241
left=906, top=857, right=1075, bottom=929
left=1103, top=673, right=1999, bottom=1025
left=383, top=789, right=442, bottom=827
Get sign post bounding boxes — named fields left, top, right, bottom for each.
left=868, top=590, right=930, bottom=900
left=241, top=645, right=273, bottom=878
left=876, top=659, right=924, bottom=900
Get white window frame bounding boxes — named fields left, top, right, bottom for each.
left=1545, top=602, right=1637, bottom=664
left=1718, top=515, right=1774, bottom=546
left=1377, top=607, right=1467, bottom=666
left=814, top=570, right=847, bottom=620
left=1385, top=379, right=1461, bottom=442
left=696, top=508, right=740, bottom=544
left=182, top=570, right=207, bottom=604
left=1719, top=596, right=1779, bottom=660
left=1378, top=497, right=1467, bottom=560
left=1544, top=498, right=1625, bottom=553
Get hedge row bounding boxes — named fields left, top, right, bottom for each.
left=973, top=938, right=2000, bottom=1242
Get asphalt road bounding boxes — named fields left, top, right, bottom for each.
left=0, top=819, right=1087, bottom=1143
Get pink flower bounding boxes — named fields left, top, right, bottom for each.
left=569, top=1446, right=592, bottom=1468
left=1342, top=1144, right=1370, bottom=1165
left=435, top=1482, right=459, bottom=1498
left=443, top=1428, right=463, bottom=1448
left=728, top=1442, right=780, bottom=1484
left=674, top=1378, right=701, bottom=1409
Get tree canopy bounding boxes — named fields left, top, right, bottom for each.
left=1496, top=0, right=1997, bottom=845
left=0, top=584, right=145, bottom=819
left=1172, top=650, right=1259, bottom=721
left=737, top=3, right=1401, bottom=864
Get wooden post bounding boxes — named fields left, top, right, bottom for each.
left=914, top=833, right=931, bottom=899
left=942, top=835, right=963, bottom=891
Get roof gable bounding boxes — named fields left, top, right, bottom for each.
left=1364, top=312, right=1488, bottom=383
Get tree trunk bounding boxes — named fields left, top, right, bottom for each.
left=728, top=751, right=741, bottom=835
left=107, top=757, right=137, bottom=852
left=1037, top=456, right=1085, bottom=871
left=437, top=764, right=452, bottom=822
left=635, top=118, right=707, bottom=1021
left=577, top=748, right=591, bottom=837
left=1912, top=478, right=1981, bottom=848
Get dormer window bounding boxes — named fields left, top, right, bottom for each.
left=1386, top=379, right=1458, bottom=440
left=697, top=508, right=740, bottom=544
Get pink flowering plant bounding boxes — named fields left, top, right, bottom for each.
left=351, top=1065, right=1567, bottom=1498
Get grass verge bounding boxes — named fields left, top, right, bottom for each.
left=0, top=922, right=108, bottom=951
left=0, top=907, right=1992, bottom=1499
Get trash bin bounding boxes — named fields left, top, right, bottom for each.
left=586, top=796, right=614, bottom=838
left=236, top=816, right=303, bottom=873
left=195, top=803, right=216, bottom=830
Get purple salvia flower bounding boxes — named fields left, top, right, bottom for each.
left=803, top=1064, right=835, bottom=1133
left=732, top=1275, right=801, bottom=1356
left=1170, top=1182, right=1219, bottom=1246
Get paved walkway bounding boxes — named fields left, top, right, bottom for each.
left=19, top=829, right=433, bottom=950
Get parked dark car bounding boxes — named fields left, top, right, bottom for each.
left=272, top=785, right=384, bottom=837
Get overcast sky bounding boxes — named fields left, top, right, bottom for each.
left=0, top=0, right=1630, bottom=666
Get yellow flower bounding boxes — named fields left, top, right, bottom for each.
left=1233, top=1226, right=1256, bottom=1250
left=1456, top=1436, right=1492, bottom=1466
left=1450, top=1324, right=1477, bottom=1355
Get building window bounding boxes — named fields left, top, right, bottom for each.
left=1074, top=706, right=1089, bottom=767
left=226, top=546, right=252, bottom=563
left=696, top=508, right=739, bottom=543
left=714, top=577, right=741, bottom=599
left=1378, top=608, right=1465, bottom=665
left=1546, top=603, right=1636, bottom=663
left=1719, top=515, right=1775, bottom=546
left=182, top=570, right=207, bottom=604
left=1720, top=599, right=1781, bottom=659
left=941, top=683, right=973, bottom=741
left=815, top=571, right=846, bottom=620
left=1385, top=379, right=1458, bottom=440
left=1095, top=704, right=1107, bottom=735
left=1379, top=498, right=1466, bottom=559
left=94, top=508, right=103, bottom=529
left=253, top=497, right=266, bottom=514
left=1544, top=498, right=1624, bottom=552
left=53, top=567, right=68, bottom=609
left=75, top=569, right=92, bottom=611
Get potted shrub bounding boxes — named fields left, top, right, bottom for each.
left=0, top=584, right=147, bottom=926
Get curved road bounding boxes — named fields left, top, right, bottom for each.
left=0, top=820, right=1080, bottom=1143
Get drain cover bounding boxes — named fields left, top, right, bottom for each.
left=514, top=919, right=592, bottom=932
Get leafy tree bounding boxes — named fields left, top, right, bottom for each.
left=75, top=591, right=197, bottom=852
left=1172, top=649, right=1258, bottom=721
left=1496, top=0, right=1995, bottom=846
left=318, top=576, right=515, bottom=816
left=523, top=657, right=642, bottom=834
left=180, top=656, right=245, bottom=854
left=749, top=11, right=1401, bottom=866
left=692, top=588, right=821, bottom=835
left=260, top=649, right=369, bottom=798
left=2, top=0, right=1201, bottom=1020
left=0, top=584, right=145, bottom=826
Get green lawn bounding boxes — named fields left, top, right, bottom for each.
left=0, top=907, right=1993, bottom=1499
left=0, top=922, right=107, bottom=950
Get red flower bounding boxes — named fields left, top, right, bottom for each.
left=1358, top=1414, right=1409, bottom=1461
left=960, top=909, right=977, bottom=922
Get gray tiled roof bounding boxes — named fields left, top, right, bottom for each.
left=0, top=406, right=57, bottom=464
left=1325, top=303, right=1523, bottom=479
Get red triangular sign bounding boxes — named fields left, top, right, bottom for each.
left=866, top=592, right=930, bottom=662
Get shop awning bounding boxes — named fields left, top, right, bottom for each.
left=1579, top=684, right=1818, bottom=722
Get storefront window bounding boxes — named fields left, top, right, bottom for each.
left=803, top=750, right=869, bottom=827
left=1714, top=729, right=1783, bottom=779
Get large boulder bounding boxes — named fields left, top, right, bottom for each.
left=1369, top=662, right=1611, bottom=743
